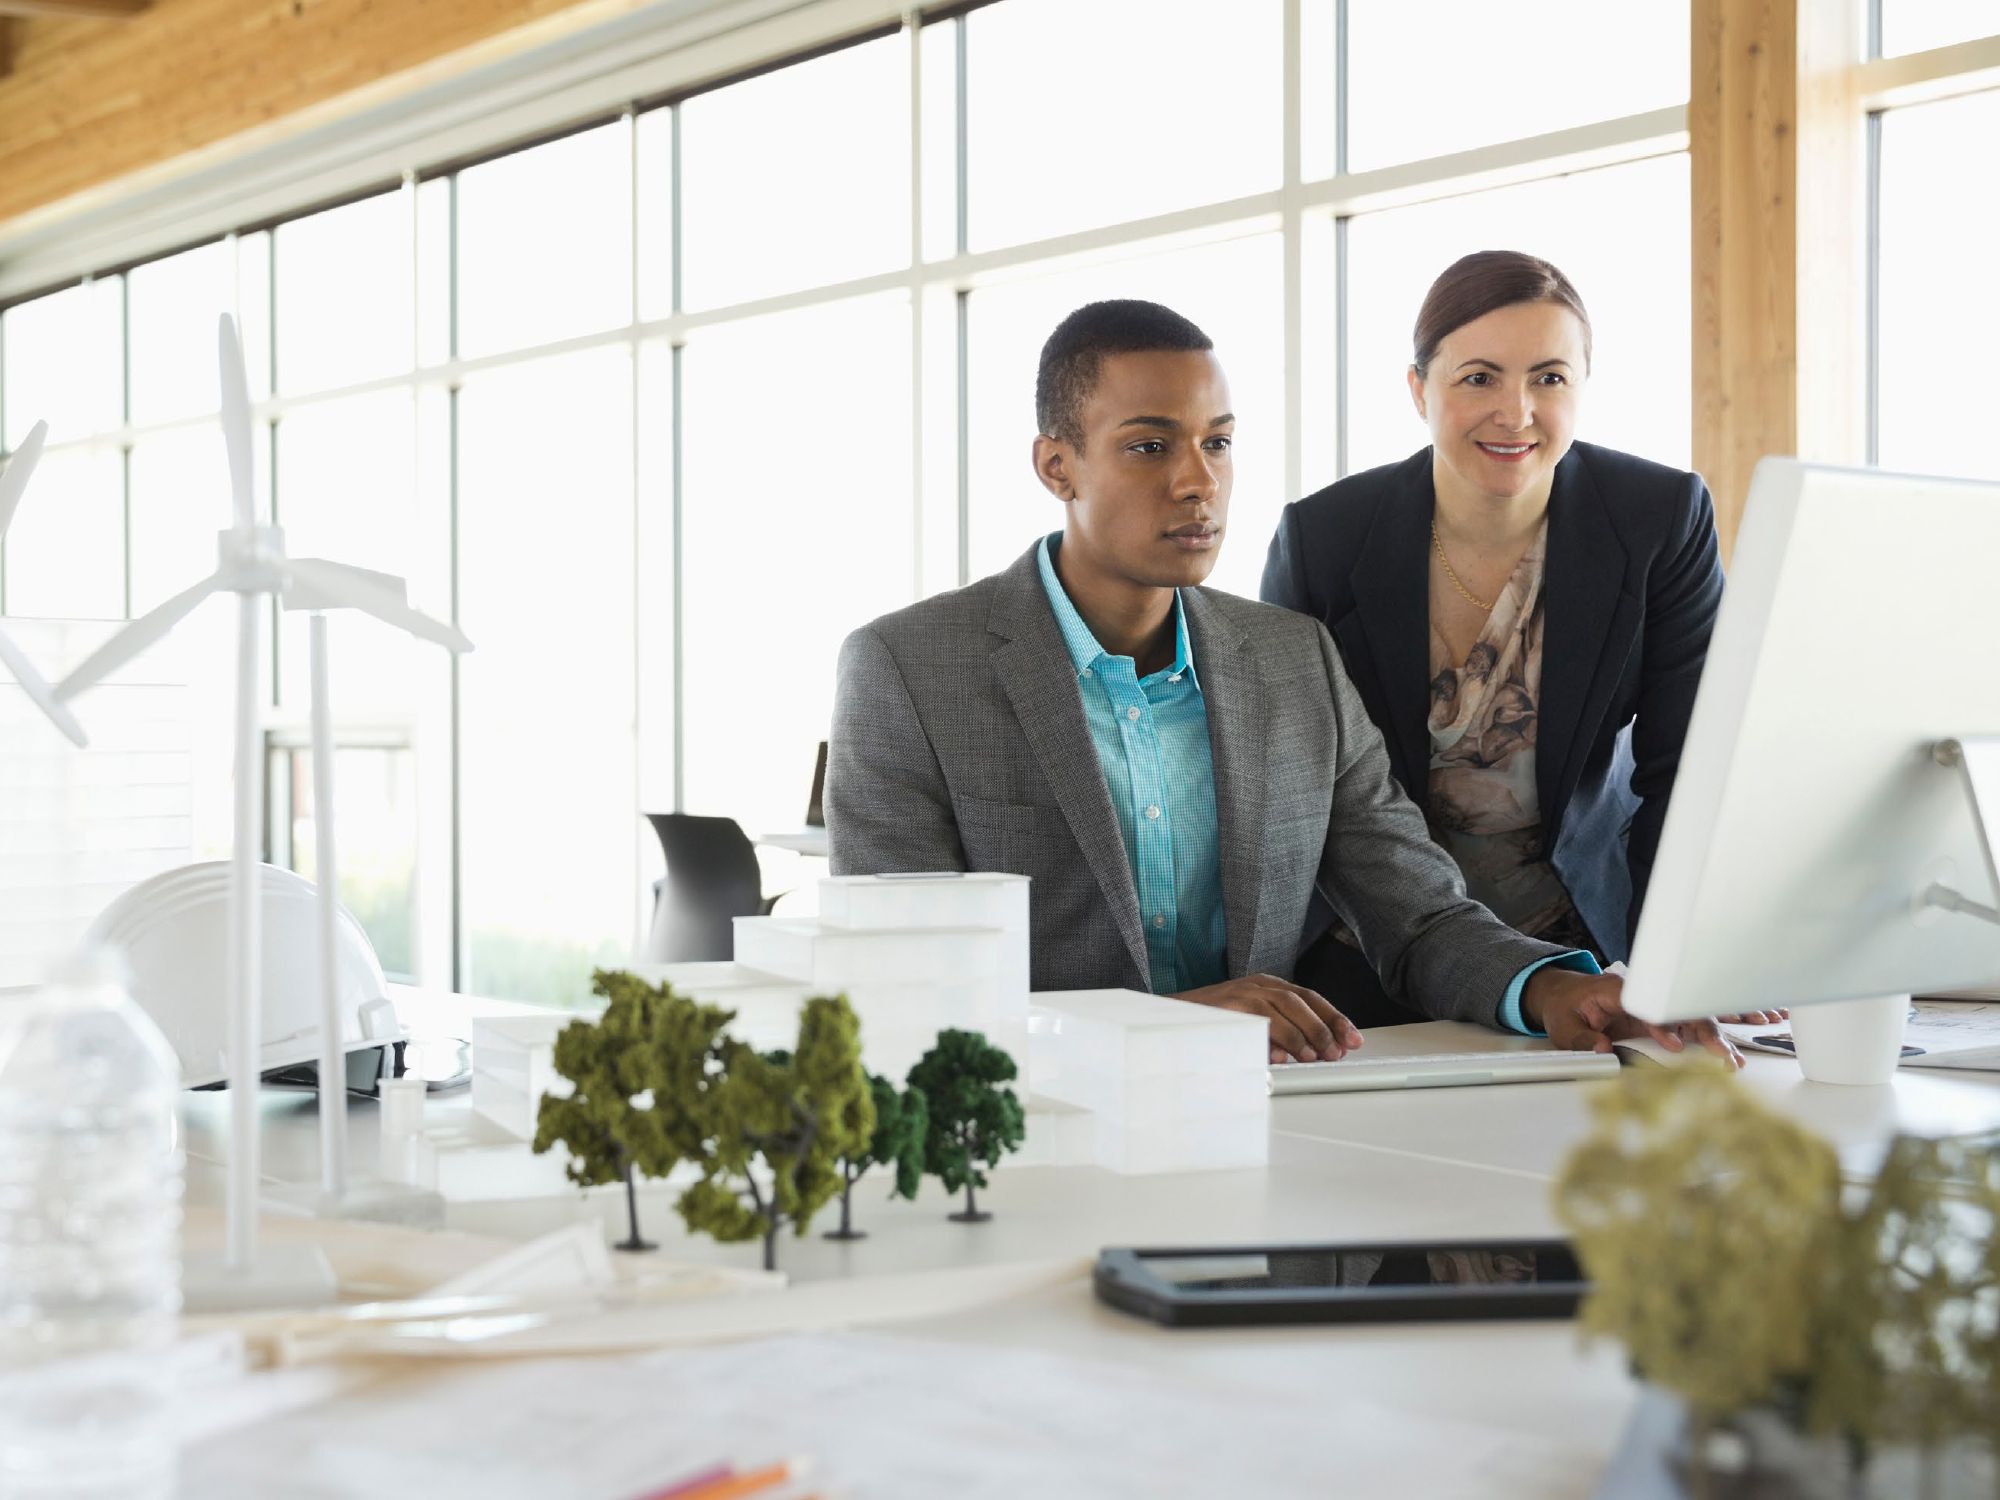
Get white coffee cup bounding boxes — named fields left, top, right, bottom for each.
left=1788, top=994, right=1908, bottom=1086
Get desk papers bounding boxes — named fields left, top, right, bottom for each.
left=1733, top=999, right=2000, bottom=1072
left=182, top=1328, right=1595, bottom=1499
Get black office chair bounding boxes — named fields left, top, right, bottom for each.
left=644, top=813, right=783, bottom=962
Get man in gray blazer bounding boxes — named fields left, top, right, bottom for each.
left=828, top=300, right=1734, bottom=1065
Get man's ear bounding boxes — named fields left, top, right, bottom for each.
left=1032, top=434, right=1076, bottom=501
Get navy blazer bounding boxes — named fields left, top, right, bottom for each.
left=1260, top=440, right=1724, bottom=962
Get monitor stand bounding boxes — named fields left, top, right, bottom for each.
left=1924, top=737, right=2000, bottom=926
left=1796, top=737, right=2000, bottom=1087
left=1788, top=993, right=1910, bottom=1086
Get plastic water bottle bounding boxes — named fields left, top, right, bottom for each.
left=0, top=955, right=184, bottom=1499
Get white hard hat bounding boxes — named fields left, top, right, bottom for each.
left=85, top=860, right=402, bottom=1088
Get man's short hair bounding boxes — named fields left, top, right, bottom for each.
left=1035, top=299, right=1214, bottom=450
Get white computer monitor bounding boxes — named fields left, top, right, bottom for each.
left=1623, top=459, right=2000, bottom=1025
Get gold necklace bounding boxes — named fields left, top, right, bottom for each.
left=1432, top=520, right=1494, bottom=612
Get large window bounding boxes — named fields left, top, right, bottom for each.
left=1345, top=2, right=1688, bottom=172
left=679, top=294, right=915, bottom=834
left=1874, top=88, right=2000, bottom=482
left=679, top=36, right=910, bottom=308
left=456, top=346, right=637, bottom=1004
left=275, top=191, right=416, bottom=396
left=455, top=123, right=633, bottom=360
left=962, top=0, right=1284, bottom=251
left=1878, top=1, right=2000, bottom=56
left=1, top=279, right=120, bottom=447
left=964, top=233, right=1286, bottom=598
left=0, top=0, right=1712, bottom=1004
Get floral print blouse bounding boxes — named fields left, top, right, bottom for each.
left=1427, top=519, right=1591, bottom=949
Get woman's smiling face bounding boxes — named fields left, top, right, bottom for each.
left=1409, top=299, right=1589, bottom=505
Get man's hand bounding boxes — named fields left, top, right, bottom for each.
left=1522, top=968, right=1744, bottom=1069
left=1175, top=974, right=1362, bottom=1064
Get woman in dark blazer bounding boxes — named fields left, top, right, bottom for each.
left=1263, top=250, right=1724, bottom=1025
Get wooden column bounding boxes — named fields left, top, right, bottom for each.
left=1690, top=0, right=1867, bottom=558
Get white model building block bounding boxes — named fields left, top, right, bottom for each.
left=1028, top=988, right=1268, bottom=1088
left=1012, top=1094, right=1098, bottom=1169
left=1032, top=1065, right=1269, bottom=1125
left=819, top=871, right=1028, bottom=935
left=471, top=1012, right=584, bottom=1140
left=1026, top=989, right=1270, bottom=1174
left=819, top=873, right=1031, bottom=1004
left=635, top=962, right=994, bottom=1078
left=632, top=961, right=815, bottom=1054
left=732, top=917, right=1002, bottom=989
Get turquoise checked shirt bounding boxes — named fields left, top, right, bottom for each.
left=1036, top=534, right=1594, bottom=1029
left=1037, top=535, right=1226, bottom=994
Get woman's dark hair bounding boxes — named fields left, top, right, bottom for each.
left=1411, top=251, right=1592, bottom=380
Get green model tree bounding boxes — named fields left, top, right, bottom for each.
left=823, top=1074, right=930, bottom=1242
left=532, top=969, right=733, bottom=1251
left=1811, top=1131, right=2000, bottom=1454
left=676, top=994, right=874, bottom=1271
left=1556, top=1067, right=2000, bottom=1483
left=908, top=1028, right=1025, bottom=1223
left=1554, top=1065, right=1844, bottom=1423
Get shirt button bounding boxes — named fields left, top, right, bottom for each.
left=1081, top=668, right=1093, bottom=678
left=1145, top=804, right=1161, bottom=820
left=1126, top=705, right=1141, bottom=722
left=1169, top=674, right=1182, bottom=683
left=1153, top=913, right=1167, bottom=929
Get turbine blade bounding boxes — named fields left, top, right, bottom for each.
left=286, top=557, right=473, bottom=653
left=279, top=556, right=404, bottom=614
left=0, top=420, right=48, bottom=539
left=0, top=626, right=89, bottom=747
left=55, top=575, right=221, bottom=700
left=217, top=316, right=256, bottom=530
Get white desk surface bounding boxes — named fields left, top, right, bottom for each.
left=755, top=827, right=828, bottom=858
left=181, top=1018, right=2000, bottom=1498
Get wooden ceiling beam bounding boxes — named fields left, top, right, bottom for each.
left=0, top=1, right=150, bottom=18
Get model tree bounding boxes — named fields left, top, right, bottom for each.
left=1811, top=1131, right=2000, bottom=1451
left=532, top=969, right=733, bottom=1252
left=676, top=994, right=874, bottom=1271
left=1554, top=1065, right=1843, bottom=1424
left=908, top=1028, right=1025, bottom=1223
left=823, top=1074, right=930, bottom=1242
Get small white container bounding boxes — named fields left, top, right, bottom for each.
left=1789, top=993, right=1909, bottom=1086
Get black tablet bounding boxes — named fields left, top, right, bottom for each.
left=1093, top=1238, right=1589, bottom=1328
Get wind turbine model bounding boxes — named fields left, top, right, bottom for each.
left=0, top=422, right=89, bottom=748
left=57, top=315, right=471, bottom=1308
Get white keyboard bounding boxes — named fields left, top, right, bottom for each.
left=1268, top=1049, right=1620, bottom=1096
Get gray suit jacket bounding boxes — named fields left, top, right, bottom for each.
left=826, top=542, right=1567, bottom=1025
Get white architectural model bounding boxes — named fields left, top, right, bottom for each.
left=468, top=870, right=1269, bottom=1177
left=1027, top=989, right=1269, bottom=1173
left=57, top=316, right=470, bottom=1305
